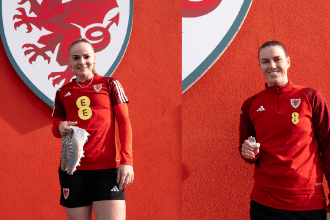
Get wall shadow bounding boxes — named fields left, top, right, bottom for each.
left=0, top=41, right=53, bottom=134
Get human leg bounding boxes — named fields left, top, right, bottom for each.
left=93, top=200, right=126, bottom=220
left=59, top=168, right=94, bottom=219
left=65, top=205, right=93, bottom=220
left=91, top=169, right=126, bottom=220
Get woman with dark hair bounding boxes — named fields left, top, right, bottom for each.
left=52, top=38, right=133, bottom=220
left=239, top=41, right=330, bottom=220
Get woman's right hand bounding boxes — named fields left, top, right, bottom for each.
left=241, top=139, right=260, bottom=159
left=59, top=121, right=77, bottom=136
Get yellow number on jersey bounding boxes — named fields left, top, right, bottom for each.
left=292, top=112, right=299, bottom=124
left=76, top=96, right=92, bottom=120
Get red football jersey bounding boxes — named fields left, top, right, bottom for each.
left=239, top=82, right=330, bottom=211
left=52, top=74, right=132, bottom=170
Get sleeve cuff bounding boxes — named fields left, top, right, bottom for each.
left=120, top=159, right=133, bottom=166
left=52, top=119, right=63, bottom=138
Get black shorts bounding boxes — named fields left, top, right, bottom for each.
left=59, top=168, right=125, bottom=208
left=250, top=200, right=326, bottom=220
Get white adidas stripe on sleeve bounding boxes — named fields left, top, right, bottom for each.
left=113, top=80, right=128, bottom=103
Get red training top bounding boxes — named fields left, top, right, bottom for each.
left=239, top=82, right=330, bottom=211
left=52, top=74, right=132, bottom=170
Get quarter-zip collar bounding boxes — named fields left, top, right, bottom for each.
left=265, top=82, right=294, bottom=94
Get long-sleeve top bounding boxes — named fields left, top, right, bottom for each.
left=52, top=74, right=132, bottom=170
left=239, top=82, right=330, bottom=211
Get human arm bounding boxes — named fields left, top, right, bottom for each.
left=306, top=89, right=330, bottom=211
left=52, top=116, right=78, bottom=137
left=117, top=164, right=134, bottom=189
left=114, top=103, right=133, bottom=166
left=52, top=117, right=64, bottom=138
left=51, top=89, right=66, bottom=138
left=239, top=97, right=260, bottom=164
left=114, top=103, right=133, bottom=189
left=107, top=78, right=133, bottom=188
left=241, top=139, right=260, bottom=159
left=51, top=89, right=77, bottom=137
left=52, top=115, right=79, bottom=138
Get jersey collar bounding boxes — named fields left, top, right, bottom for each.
left=265, top=82, right=294, bottom=94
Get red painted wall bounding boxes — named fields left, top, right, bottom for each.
left=183, top=0, right=330, bottom=219
left=0, top=1, right=181, bottom=219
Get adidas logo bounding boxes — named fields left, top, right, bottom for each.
left=111, top=186, right=119, bottom=192
left=256, top=105, right=265, bottom=112
left=64, top=92, right=71, bottom=97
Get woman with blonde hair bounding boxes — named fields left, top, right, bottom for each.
left=52, top=38, right=134, bottom=220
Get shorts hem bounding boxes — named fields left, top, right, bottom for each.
left=92, top=198, right=126, bottom=202
left=60, top=202, right=93, bottom=208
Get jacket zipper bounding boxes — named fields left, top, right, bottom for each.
left=277, top=87, right=280, bottom=114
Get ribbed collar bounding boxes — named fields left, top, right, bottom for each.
left=265, top=82, right=294, bottom=94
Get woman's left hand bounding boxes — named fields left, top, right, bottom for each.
left=117, top=164, right=134, bottom=189
left=327, top=212, right=330, bottom=220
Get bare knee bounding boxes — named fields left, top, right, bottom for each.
left=93, top=200, right=126, bottom=220
left=66, top=205, right=93, bottom=220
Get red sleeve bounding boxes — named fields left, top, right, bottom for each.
left=52, top=117, right=64, bottom=138
left=239, top=95, right=259, bottom=164
left=109, top=79, right=129, bottom=106
left=51, top=89, right=66, bottom=138
left=301, top=88, right=330, bottom=210
left=52, top=89, right=66, bottom=119
left=114, top=103, right=133, bottom=166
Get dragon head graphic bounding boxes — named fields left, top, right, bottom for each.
left=13, top=0, right=120, bottom=86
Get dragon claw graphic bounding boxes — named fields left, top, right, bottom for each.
left=13, top=7, right=41, bottom=33
left=22, top=44, right=51, bottom=64
left=13, top=8, right=33, bottom=33
left=48, top=71, right=75, bottom=87
left=18, top=0, right=29, bottom=5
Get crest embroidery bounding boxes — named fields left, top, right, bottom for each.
left=63, top=188, right=69, bottom=200
left=291, top=99, right=301, bottom=109
left=94, top=84, right=102, bottom=92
